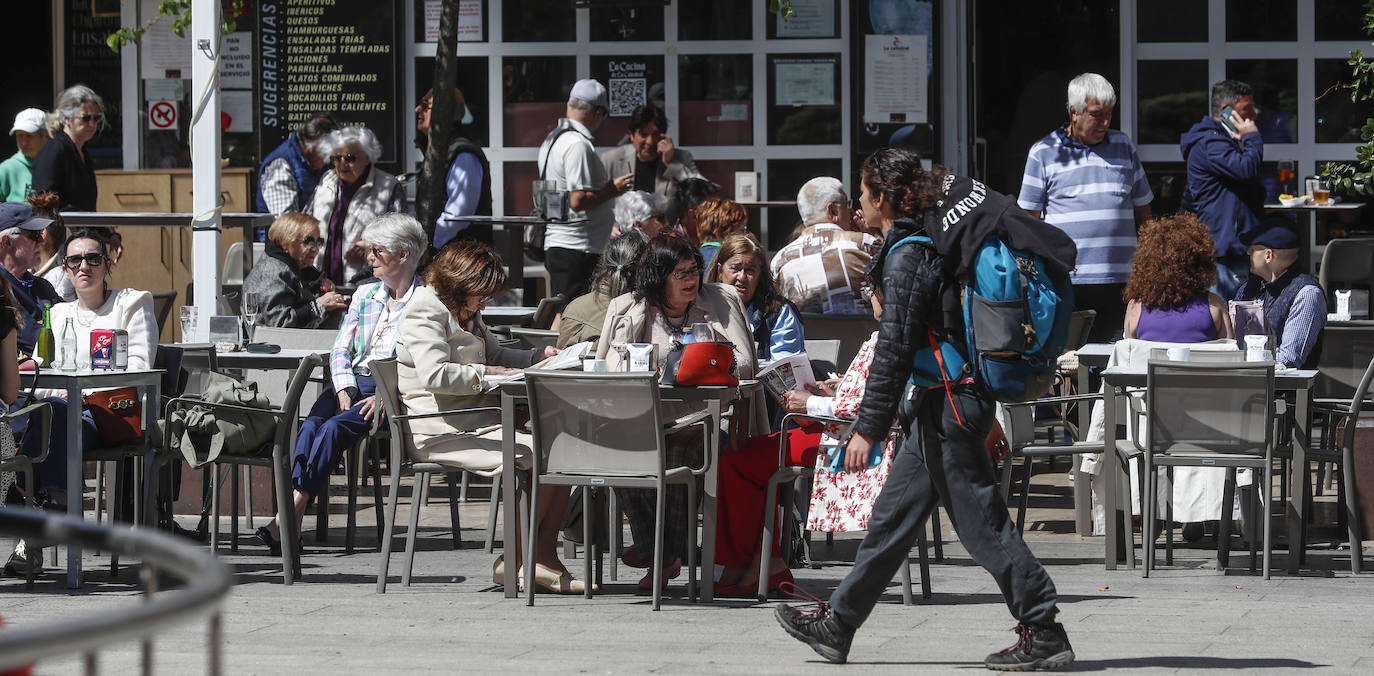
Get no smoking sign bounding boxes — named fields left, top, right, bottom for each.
left=148, top=100, right=178, bottom=130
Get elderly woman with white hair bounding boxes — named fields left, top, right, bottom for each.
left=310, top=125, right=406, bottom=285
left=32, top=85, right=105, bottom=210
left=611, top=190, right=668, bottom=239
left=256, top=212, right=428, bottom=554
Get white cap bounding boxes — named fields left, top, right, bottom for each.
left=569, top=79, right=608, bottom=110
left=10, top=108, right=46, bottom=135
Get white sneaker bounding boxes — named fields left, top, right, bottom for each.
left=4, top=539, right=42, bottom=577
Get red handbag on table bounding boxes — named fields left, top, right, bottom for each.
left=662, top=341, right=739, bottom=387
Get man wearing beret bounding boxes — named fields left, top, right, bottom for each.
left=1235, top=217, right=1326, bottom=368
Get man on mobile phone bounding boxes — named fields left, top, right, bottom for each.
left=1018, top=73, right=1153, bottom=343
left=1181, top=80, right=1264, bottom=300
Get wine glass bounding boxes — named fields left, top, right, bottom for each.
left=241, top=292, right=258, bottom=344
left=1277, top=160, right=1297, bottom=196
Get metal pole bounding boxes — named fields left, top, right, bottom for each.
left=190, top=0, right=223, bottom=340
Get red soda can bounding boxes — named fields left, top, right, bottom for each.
left=112, top=329, right=129, bottom=370
left=91, top=329, right=115, bottom=370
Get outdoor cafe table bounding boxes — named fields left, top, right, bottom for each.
left=481, top=306, right=538, bottom=327
left=497, top=377, right=756, bottom=602
left=30, top=368, right=163, bottom=588
left=1098, top=365, right=1318, bottom=574
left=174, top=344, right=327, bottom=372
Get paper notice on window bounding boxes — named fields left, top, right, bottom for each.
left=423, top=0, right=483, bottom=42
left=775, top=59, right=836, bottom=106
left=220, top=32, right=253, bottom=89
left=139, top=0, right=191, bottom=78
left=776, top=0, right=835, bottom=37
left=863, top=34, right=927, bottom=123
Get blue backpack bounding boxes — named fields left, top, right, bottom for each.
left=892, top=234, right=1074, bottom=404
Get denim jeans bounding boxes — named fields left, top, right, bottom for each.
left=829, top=384, right=1060, bottom=628
left=291, top=375, right=376, bottom=496
left=1213, top=259, right=1251, bottom=302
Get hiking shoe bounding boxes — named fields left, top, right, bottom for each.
left=4, top=539, right=42, bottom=577
left=984, top=621, right=1074, bottom=671
left=774, top=600, right=855, bottom=664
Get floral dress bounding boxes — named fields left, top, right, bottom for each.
left=805, top=333, right=900, bottom=532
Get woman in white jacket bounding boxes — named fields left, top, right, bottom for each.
left=310, top=126, right=406, bottom=285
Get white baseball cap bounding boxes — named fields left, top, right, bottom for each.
left=569, top=79, right=608, bottom=110
left=10, top=108, right=46, bottom=135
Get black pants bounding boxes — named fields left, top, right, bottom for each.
left=829, top=385, right=1059, bottom=628
left=1073, top=283, right=1126, bottom=344
left=545, top=247, right=600, bottom=300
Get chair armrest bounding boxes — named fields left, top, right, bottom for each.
left=664, top=409, right=712, bottom=434
left=166, top=396, right=286, bottom=419
left=1001, top=392, right=1103, bottom=409
left=392, top=406, right=503, bottom=423
left=1, top=400, right=51, bottom=464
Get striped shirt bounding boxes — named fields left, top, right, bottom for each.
left=1018, top=127, right=1153, bottom=285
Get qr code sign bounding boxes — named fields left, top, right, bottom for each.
left=608, top=78, right=646, bottom=116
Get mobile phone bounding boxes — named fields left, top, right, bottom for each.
left=1219, top=105, right=1238, bottom=134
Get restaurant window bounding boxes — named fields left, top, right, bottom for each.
left=413, top=0, right=488, bottom=43
left=590, top=4, right=664, bottom=42
left=1317, top=160, right=1372, bottom=240
left=1225, top=59, right=1298, bottom=145
left=766, top=0, right=840, bottom=39
left=66, top=0, right=122, bottom=169
left=767, top=53, right=842, bottom=145
left=502, top=56, right=577, bottom=147
left=503, top=0, right=574, bottom=42
left=679, top=54, right=754, bottom=146
left=1225, top=0, right=1296, bottom=42
left=1136, top=60, right=1209, bottom=145
left=414, top=56, right=492, bottom=149
left=1137, top=0, right=1207, bottom=43
left=589, top=55, right=665, bottom=147
left=1315, top=58, right=1373, bottom=144
left=1315, top=0, right=1370, bottom=42
left=1140, top=162, right=1188, bottom=216
left=767, top=158, right=841, bottom=251
left=504, top=161, right=538, bottom=218
left=693, top=160, right=755, bottom=201
left=679, top=0, right=751, bottom=41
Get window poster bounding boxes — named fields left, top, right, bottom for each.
left=423, top=0, right=484, bottom=42
left=775, top=0, right=836, bottom=38
left=863, top=34, right=927, bottom=123
left=774, top=58, right=837, bottom=107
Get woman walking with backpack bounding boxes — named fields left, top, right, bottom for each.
left=774, top=147, right=1076, bottom=671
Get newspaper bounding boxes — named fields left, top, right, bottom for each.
left=531, top=341, right=592, bottom=370
left=757, top=354, right=817, bottom=399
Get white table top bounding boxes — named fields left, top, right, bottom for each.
left=481, top=306, right=538, bottom=317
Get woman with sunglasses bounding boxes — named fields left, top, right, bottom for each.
left=309, top=126, right=406, bottom=285
left=243, top=212, right=348, bottom=329
left=32, top=85, right=104, bottom=211
left=256, top=213, right=427, bottom=555
left=394, top=241, right=575, bottom=591
left=594, top=230, right=761, bottom=591
left=47, top=230, right=156, bottom=371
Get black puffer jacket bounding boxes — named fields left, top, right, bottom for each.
left=852, top=212, right=963, bottom=440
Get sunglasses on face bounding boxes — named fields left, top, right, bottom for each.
left=330, top=153, right=358, bottom=165
left=63, top=252, right=107, bottom=269
left=369, top=245, right=390, bottom=258
left=301, top=236, right=323, bottom=247
left=76, top=114, right=103, bottom=123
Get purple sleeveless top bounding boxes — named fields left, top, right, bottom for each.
left=1135, top=294, right=1217, bottom=343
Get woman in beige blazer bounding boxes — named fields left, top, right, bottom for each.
left=394, top=241, right=586, bottom=593
left=595, top=231, right=763, bottom=590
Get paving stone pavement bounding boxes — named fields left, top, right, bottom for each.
left=2, top=479, right=1373, bottom=674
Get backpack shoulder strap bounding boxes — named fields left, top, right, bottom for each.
left=537, top=124, right=581, bottom=180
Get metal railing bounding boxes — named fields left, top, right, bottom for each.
left=0, top=507, right=232, bottom=675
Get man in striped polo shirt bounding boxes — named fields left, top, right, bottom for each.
left=1018, top=73, right=1153, bottom=343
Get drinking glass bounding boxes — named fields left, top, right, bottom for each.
left=241, top=293, right=259, bottom=343
left=1277, top=160, right=1296, bottom=196
left=179, top=306, right=199, bottom=342
left=532, top=179, right=548, bottom=217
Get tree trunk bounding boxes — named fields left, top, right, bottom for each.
left=416, top=0, right=461, bottom=246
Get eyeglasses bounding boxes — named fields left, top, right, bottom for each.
left=369, top=245, right=389, bottom=258
left=301, top=236, right=323, bottom=247
left=330, top=153, right=358, bottom=165
left=16, top=229, right=42, bottom=243
left=63, top=252, right=107, bottom=269
left=76, top=114, right=103, bottom=123
left=670, top=266, right=701, bottom=281
left=725, top=263, right=759, bottom=276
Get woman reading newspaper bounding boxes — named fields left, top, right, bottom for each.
left=713, top=278, right=896, bottom=597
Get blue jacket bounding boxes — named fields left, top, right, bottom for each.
left=1180, top=115, right=1264, bottom=259
left=255, top=133, right=324, bottom=213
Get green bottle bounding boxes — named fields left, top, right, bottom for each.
left=35, top=302, right=54, bottom=368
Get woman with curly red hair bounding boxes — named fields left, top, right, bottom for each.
left=1123, top=213, right=1234, bottom=341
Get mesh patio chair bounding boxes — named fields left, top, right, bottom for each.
left=167, top=353, right=325, bottom=584
left=1298, top=353, right=1374, bottom=574
left=507, top=327, right=560, bottom=352
left=523, top=370, right=711, bottom=610
left=369, top=358, right=504, bottom=593
left=1142, top=360, right=1276, bottom=579
left=1, top=393, right=51, bottom=588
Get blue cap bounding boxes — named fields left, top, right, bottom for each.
left=0, top=202, right=52, bottom=232
left=1249, top=216, right=1299, bottom=250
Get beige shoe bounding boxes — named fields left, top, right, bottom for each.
left=527, top=563, right=596, bottom=594
left=493, top=555, right=505, bottom=585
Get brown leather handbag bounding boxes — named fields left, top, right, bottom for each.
left=85, top=387, right=144, bottom=446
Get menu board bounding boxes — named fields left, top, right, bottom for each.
left=257, top=0, right=401, bottom=164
